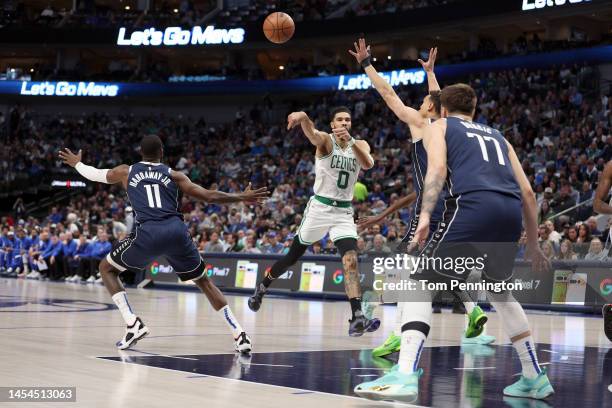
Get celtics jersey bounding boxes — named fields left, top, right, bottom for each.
left=314, top=134, right=361, bottom=202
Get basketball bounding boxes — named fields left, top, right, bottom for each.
left=263, top=12, right=295, bottom=44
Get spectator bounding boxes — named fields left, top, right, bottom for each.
left=368, top=234, right=391, bottom=254
left=584, top=238, right=609, bottom=261
left=60, top=231, right=77, bottom=280
left=67, top=235, right=90, bottom=282
left=261, top=231, right=284, bottom=254
left=557, top=239, right=578, bottom=260
left=540, top=240, right=555, bottom=261
left=204, top=232, right=225, bottom=253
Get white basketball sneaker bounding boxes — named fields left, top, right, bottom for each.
left=234, top=332, right=252, bottom=354
left=116, top=317, right=150, bottom=350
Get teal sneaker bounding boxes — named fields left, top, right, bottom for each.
left=372, top=332, right=401, bottom=357
left=361, top=290, right=379, bottom=320
left=465, top=306, right=488, bottom=338
left=354, top=365, right=422, bottom=402
left=503, top=368, right=554, bottom=399
left=462, top=333, right=496, bottom=345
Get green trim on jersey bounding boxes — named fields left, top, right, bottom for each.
left=314, top=195, right=352, bottom=208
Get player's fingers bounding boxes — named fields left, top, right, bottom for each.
left=348, top=50, right=357, bottom=58
left=353, top=42, right=358, bottom=52
left=417, top=59, right=424, bottom=66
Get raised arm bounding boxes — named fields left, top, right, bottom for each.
left=59, top=148, right=129, bottom=187
left=171, top=171, right=268, bottom=204
left=287, top=111, right=332, bottom=152
left=506, top=140, right=549, bottom=272
left=358, top=192, right=417, bottom=229
left=593, top=161, right=612, bottom=214
left=349, top=38, right=423, bottom=127
left=417, top=47, right=440, bottom=93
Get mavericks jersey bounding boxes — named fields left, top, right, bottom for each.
left=126, top=162, right=182, bottom=224
left=444, top=116, right=520, bottom=199
left=314, top=134, right=361, bottom=202
left=412, top=118, right=445, bottom=222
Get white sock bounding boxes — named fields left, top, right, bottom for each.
left=397, top=297, right=432, bottom=374
left=112, top=291, right=137, bottom=326
left=487, top=291, right=540, bottom=379
left=463, top=301, right=475, bottom=315
left=513, top=335, right=541, bottom=379
left=398, top=328, right=427, bottom=374
left=394, top=302, right=405, bottom=336
left=218, top=305, right=244, bottom=339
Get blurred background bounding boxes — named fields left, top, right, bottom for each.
left=0, top=0, right=611, bottom=286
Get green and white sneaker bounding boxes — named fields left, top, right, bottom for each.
left=372, top=332, right=401, bottom=357
left=503, top=368, right=554, bottom=399
left=465, top=306, right=488, bottom=338
left=354, top=365, right=423, bottom=402
left=462, top=333, right=496, bottom=345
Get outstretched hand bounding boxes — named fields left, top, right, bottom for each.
left=287, top=111, right=308, bottom=130
left=357, top=215, right=383, bottom=231
left=417, top=47, right=437, bottom=73
left=58, top=148, right=82, bottom=168
left=348, top=38, right=371, bottom=65
left=241, top=182, right=269, bottom=205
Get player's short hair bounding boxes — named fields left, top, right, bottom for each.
left=330, top=106, right=351, bottom=120
left=440, top=83, right=477, bottom=115
left=140, top=134, right=163, bottom=158
left=428, top=90, right=441, bottom=115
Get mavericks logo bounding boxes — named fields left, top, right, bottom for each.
left=600, top=279, right=612, bottom=296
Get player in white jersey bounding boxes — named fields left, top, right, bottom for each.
left=248, top=107, right=381, bottom=336
left=592, top=160, right=612, bottom=342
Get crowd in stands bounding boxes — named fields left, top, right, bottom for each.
left=0, top=61, right=610, bottom=283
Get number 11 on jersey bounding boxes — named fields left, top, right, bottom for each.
left=144, top=184, right=162, bottom=208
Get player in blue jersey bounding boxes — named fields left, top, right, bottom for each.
left=59, top=135, right=268, bottom=352
left=349, top=38, right=493, bottom=359
left=355, top=83, right=554, bottom=401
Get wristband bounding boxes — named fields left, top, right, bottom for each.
left=348, top=137, right=356, bottom=148
left=361, top=56, right=372, bottom=68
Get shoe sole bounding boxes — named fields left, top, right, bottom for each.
left=355, top=389, right=418, bottom=403
left=117, top=327, right=150, bottom=350
left=235, top=344, right=252, bottom=354
left=503, top=385, right=554, bottom=400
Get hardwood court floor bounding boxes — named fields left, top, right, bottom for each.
left=1, top=278, right=610, bottom=408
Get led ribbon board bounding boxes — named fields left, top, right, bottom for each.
left=20, top=81, right=119, bottom=97
left=117, top=26, right=246, bottom=46
left=522, top=0, right=591, bottom=11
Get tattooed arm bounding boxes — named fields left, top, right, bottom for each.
left=411, top=120, right=447, bottom=246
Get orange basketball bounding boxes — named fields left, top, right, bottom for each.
left=263, top=12, right=295, bottom=44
